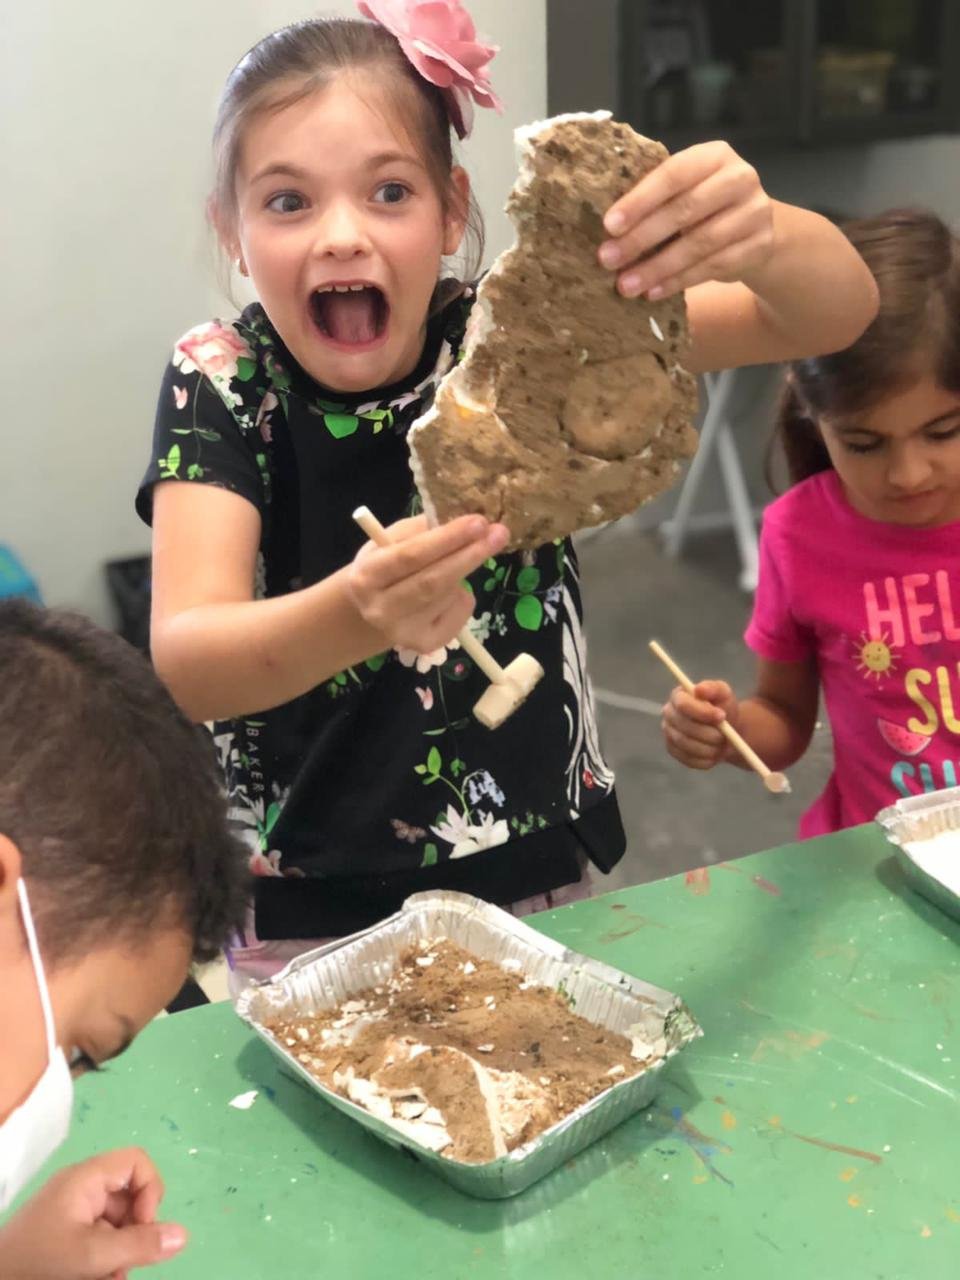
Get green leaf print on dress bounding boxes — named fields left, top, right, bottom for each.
left=510, top=811, right=550, bottom=837
left=158, top=443, right=181, bottom=479
left=260, top=800, right=282, bottom=851
left=516, top=566, right=541, bottom=594
left=323, top=655, right=388, bottom=699
left=361, top=408, right=394, bottom=434
left=308, top=399, right=394, bottom=440
left=479, top=553, right=552, bottom=633
left=515, top=593, right=544, bottom=631
left=514, top=563, right=544, bottom=630
left=324, top=413, right=360, bottom=440
left=483, top=559, right=507, bottom=593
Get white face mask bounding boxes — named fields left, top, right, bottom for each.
left=0, top=879, right=74, bottom=1212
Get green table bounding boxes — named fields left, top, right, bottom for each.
left=39, top=827, right=960, bottom=1278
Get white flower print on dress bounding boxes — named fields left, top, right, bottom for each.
left=396, top=637, right=460, bottom=674
left=431, top=806, right=509, bottom=859
left=468, top=612, right=493, bottom=644
left=172, top=385, right=188, bottom=410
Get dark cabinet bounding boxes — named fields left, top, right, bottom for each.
left=547, top=0, right=960, bottom=152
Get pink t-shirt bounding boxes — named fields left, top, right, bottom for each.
left=746, top=470, right=960, bottom=837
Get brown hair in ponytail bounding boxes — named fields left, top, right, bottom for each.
left=770, top=208, right=960, bottom=489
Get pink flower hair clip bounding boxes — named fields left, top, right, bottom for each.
left=357, top=0, right=503, bottom=139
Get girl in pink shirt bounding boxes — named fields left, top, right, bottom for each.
left=663, top=209, right=960, bottom=837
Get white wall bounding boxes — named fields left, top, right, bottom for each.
left=1, top=1, right=546, bottom=625
left=759, top=135, right=960, bottom=225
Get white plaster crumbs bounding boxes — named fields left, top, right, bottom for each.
left=626, top=1017, right=667, bottom=1062
left=229, top=1090, right=259, bottom=1111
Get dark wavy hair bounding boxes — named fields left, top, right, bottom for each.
left=770, top=209, right=960, bottom=489
left=0, top=600, right=249, bottom=966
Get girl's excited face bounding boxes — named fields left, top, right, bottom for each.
left=233, top=75, right=468, bottom=394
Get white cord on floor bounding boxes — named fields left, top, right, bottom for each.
left=592, top=687, right=664, bottom=717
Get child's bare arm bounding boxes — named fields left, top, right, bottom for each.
left=662, top=656, right=819, bottom=774
left=150, top=482, right=506, bottom=723
left=600, top=142, right=878, bottom=373
left=682, top=201, right=879, bottom=373
left=733, top=656, right=821, bottom=770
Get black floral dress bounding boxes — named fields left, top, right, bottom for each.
left=138, top=289, right=624, bottom=937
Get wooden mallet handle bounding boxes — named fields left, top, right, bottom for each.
left=649, top=640, right=790, bottom=794
left=352, top=506, right=509, bottom=684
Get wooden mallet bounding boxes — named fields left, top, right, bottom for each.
left=649, top=639, right=791, bottom=795
left=352, top=506, right=544, bottom=729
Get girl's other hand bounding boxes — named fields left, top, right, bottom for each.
left=346, top=513, right=508, bottom=654
left=599, top=141, right=775, bottom=301
left=662, top=679, right=740, bottom=771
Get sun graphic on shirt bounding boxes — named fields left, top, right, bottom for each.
left=854, top=631, right=901, bottom=682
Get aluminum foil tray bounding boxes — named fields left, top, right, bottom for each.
left=876, top=788, right=960, bottom=923
left=235, top=890, right=701, bottom=1199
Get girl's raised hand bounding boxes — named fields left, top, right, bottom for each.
left=346, top=514, right=508, bottom=655
left=599, top=141, right=775, bottom=301
left=662, top=679, right=740, bottom=772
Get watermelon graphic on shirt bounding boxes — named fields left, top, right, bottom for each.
left=877, top=719, right=933, bottom=756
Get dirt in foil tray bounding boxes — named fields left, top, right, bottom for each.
left=265, top=938, right=657, bottom=1163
